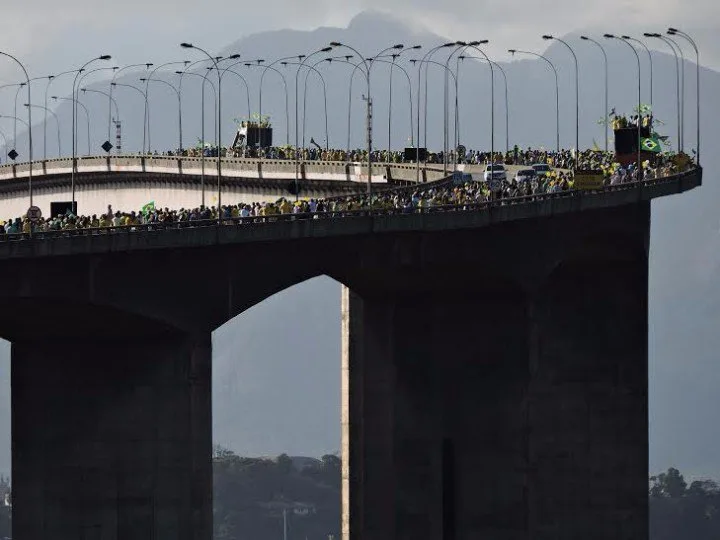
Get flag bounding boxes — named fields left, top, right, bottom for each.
left=141, top=201, right=155, bottom=216
left=641, top=137, right=661, bottom=153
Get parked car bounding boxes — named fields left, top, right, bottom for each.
left=484, top=164, right=507, bottom=181
left=531, top=163, right=552, bottom=177
left=515, top=168, right=537, bottom=183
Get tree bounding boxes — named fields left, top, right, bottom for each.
left=650, top=467, right=687, bottom=498
left=277, top=453, right=293, bottom=475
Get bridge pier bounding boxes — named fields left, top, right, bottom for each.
left=11, top=331, right=212, bottom=540
left=342, top=227, right=648, bottom=539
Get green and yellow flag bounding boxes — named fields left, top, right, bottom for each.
left=641, top=137, right=662, bottom=153
left=141, top=201, right=155, bottom=216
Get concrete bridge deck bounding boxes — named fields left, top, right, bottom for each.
left=0, top=166, right=700, bottom=260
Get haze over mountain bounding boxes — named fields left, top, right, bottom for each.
left=0, top=11, right=718, bottom=481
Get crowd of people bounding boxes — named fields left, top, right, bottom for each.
left=0, top=149, right=692, bottom=237
left=124, top=146, right=632, bottom=173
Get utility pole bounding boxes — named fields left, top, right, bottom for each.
left=283, top=508, right=288, bottom=540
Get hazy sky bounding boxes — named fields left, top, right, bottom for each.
left=0, top=0, right=717, bottom=93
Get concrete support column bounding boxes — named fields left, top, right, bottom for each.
left=11, top=331, right=212, bottom=540
left=343, top=227, right=649, bottom=540
left=529, top=254, right=649, bottom=540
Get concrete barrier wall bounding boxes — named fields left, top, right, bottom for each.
left=0, top=156, right=445, bottom=183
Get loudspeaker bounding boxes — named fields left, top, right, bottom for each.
left=50, top=201, right=77, bottom=217
left=246, top=127, right=273, bottom=148
left=614, top=126, right=652, bottom=154
left=404, top=147, right=427, bottom=162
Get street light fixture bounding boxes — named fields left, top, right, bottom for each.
left=71, top=54, right=111, bottom=209
left=604, top=34, right=642, bottom=177
left=25, top=103, right=61, bottom=157
left=580, top=36, right=609, bottom=152
left=509, top=49, right=560, bottom=152
left=668, top=28, right=700, bottom=164
left=645, top=32, right=681, bottom=152
left=181, top=42, right=226, bottom=219
left=543, top=34, right=579, bottom=168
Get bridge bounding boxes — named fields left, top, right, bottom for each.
left=0, top=157, right=701, bottom=539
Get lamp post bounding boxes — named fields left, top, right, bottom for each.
left=605, top=34, right=642, bottom=177
left=364, top=54, right=417, bottom=162
left=55, top=96, right=91, bottom=156
left=420, top=58, right=460, bottom=172
left=176, top=70, right=217, bottom=206
left=177, top=59, right=216, bottom=159
left=663, top=34, right=685, bottom=151
left=13, top=83, right=25, bottom=150
left=623, top=35, right=653, bottom=112
left=297, top=57, right=330, bottom=149
left=74, top=65, right=118, bottom=150
left=0, top=51, right=34, bottom=207
left=335, top=56, right=366, bottom=160
left=140, top=77, right=182, bottom=152
left=82, top=88, right=120, bottom=153
left=109, top=63, right=152, bottom=144
left=259, top=56, right=298, bottom=126
left=441, top=41, right=471, bottom=175
left=71, top=55, right=111, bottom=209
left=25, top=103, right=61, bottom=157
left=144, top=60, right=190, bottom=153
left=543, top=35, right=579, bottom=168
left=181, top=42, right=225, bottom=220
left=44, top=70, right=79, bottom=160
left=579, top=36, right=609, bottom=151
left=453, top=41, right=488, bottom=158
left=245, top=61, right=289, bottom=145
left=291, top=47, right=332, bottom=199
left=645, top=33, right=681, bottom=152
left=414, top=43, right=455, bottom=183
left=508, top=49, right=559, bottom=152
left=669, top=28, right=700, bottom=164
left=460, top=56, right=508, bottom=158
left=111, top=82, right=148, bottom=153
left=330, top=42, right=399, bottom=195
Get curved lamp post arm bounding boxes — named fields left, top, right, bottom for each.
left=246, top=63, right=289, bottom=145
left=284, top=60, right=329, bottom=151
left=218, top=68, right=251, bottom=120
left=509, top=49, right=559, bottom=152
left=109, top=63, right=152, bottom=142
left=606, top=34, right=642, bottom=176
left=669, top=28, right=700, bottom=164
left=0, top=50, right=34, bottom=206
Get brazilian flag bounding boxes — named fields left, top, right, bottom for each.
left=641, top=137, right=662, bottom=153
left=141, top=201, right=155, bottom=216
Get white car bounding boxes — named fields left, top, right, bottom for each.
left=531, top=163, right=552, bottom=177
left=483, top=164, right=507, bottom=182
left=515, top=168, right=537, bottom=183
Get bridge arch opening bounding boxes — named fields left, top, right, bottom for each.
left=211, top=274, right=343, bottom=539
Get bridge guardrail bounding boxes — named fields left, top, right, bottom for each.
left=0, top=167, right=699, bottom=243
left=0, top=155, right=446, bottom=184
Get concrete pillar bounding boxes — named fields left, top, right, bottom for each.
left=11, top=331, right=212, bottom=540
left=342, top=286, right=529, bottom=540
left=528, top=255, right=648, bottom=540
left=343, top=246, right=648, bottom=539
